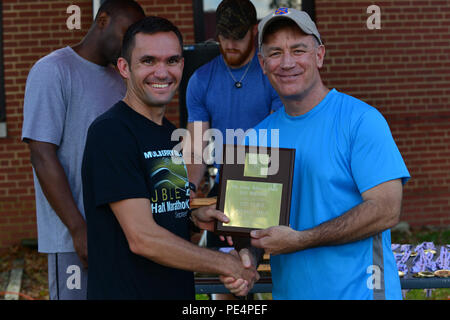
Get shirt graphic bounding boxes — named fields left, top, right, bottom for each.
left=146, top=150, right=190, bottom=216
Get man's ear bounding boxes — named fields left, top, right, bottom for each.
left=251, top=24, right=258, bottom=38
left=316, top=45, right=326, bottom=69
left=117, top=57, right=130, bottom=79
left=95, top=11, right=110, bottom=30
left=257, top=52, right=266, bottom=75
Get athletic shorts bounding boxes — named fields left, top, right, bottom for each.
left=47, top=252, right=88, bottom=300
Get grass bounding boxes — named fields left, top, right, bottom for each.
left=391, top=228, right=450, bottom=246
left=0, top=244, right=48, bottom=300
left=404, top=288, right=450, bottom=300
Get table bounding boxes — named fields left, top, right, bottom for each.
left=400, top=277, right=450, bottom=289
left=195, top=276, right=450, bottom=294
left=195, top=276, right=272, bottom=295
left=195, top=245, right=450, bottom=294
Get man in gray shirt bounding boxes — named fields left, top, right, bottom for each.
left=21, top=0, right=145, bottom=300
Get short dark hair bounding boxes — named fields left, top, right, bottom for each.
left=121, top=16, right=183, bottom=63
left=216, top=0, right=257, bottom=40
left=94, top=0, right=145, bottom=21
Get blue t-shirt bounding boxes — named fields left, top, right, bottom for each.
left=186, top=52, right=282, bottom=175
left=250, top=89, right=410, bottom=300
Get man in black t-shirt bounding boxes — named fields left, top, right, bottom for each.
left=81, top=16, right=259, bottom=299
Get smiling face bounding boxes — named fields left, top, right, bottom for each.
left=258, top=23, right=325, bottom=101
left=118, top=32, right=184, bottom=108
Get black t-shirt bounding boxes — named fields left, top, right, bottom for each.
left=82, top=101, right=194, bottom=300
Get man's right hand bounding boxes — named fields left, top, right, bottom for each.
left=220, top=249, right=260, bottom=296
left=71, top=222, right=88, bottom=269
left=28, top=140, right=88, bottom=268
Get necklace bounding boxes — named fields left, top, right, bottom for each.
left=224, top=57, right=253, bottom=89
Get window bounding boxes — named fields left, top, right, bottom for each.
left=193, top=0, right=315, bottom=43
left=0, top=1, right=6, bottom=137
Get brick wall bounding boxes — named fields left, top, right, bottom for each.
left=0, top=0, right=195, bottom=249
left=316, top=0, right=450, bottom=227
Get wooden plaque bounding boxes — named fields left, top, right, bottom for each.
left=215, top=144, right=295, bottom=237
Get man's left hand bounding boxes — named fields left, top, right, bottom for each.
left=190, top=205, right=228, bottom=232
left=250, top=226, right=300, bottom=255
left=190, top=205, right=233, bottom=245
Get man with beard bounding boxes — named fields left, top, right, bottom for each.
left=185, top=0, right=282, bottom=252
left=21, top=0, right=145, bottom=300
left=81, top=16, right=259, bottom=300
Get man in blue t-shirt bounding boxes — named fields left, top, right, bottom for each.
left=223, top=9, right=410, bottom=300
left=185, top=0, right=282, bottom=199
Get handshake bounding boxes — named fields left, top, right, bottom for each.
left=219, top=247, right=261, bottom=297
left=193, top=203, right=300, bottom=296
left=191, top=205, right=261, bottom=296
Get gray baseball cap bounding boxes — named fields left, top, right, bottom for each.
left=258, top=8, right=323, bottom=50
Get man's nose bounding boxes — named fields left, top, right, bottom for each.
left=223, top=39, right=238, bottom=50
left=280, top=52, right=296, bottom=69
left=154, top=63, right=169, bottom=78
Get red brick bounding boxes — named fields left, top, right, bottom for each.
left=1, top=0, right=449, bottom=249
left=316, top=0, right=450, bottom=228
left=0, top=0, right=197, bottom=249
